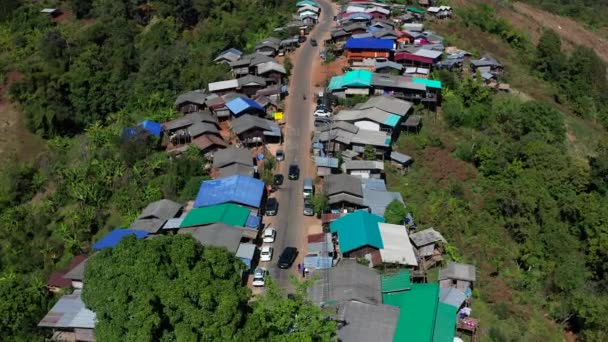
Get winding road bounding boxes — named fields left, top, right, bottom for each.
left=269, top=0, right=336, bottom=290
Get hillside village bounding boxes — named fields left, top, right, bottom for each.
left=2, top=0, right=608, bottom=341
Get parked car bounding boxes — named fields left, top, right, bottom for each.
left=252, top=267, right=268, bottom=287
left=263, top=227, right=276, bottom=243
left=273, top=174, right=284, bottom=186
left=265, top=198, right=278, bottom=216
left=276, top=149, right=285, bottom=161
left=303, top=199, right=314, bottom=216
left=311, top=38, right=317, bottom=46
left=260, top=246, right=273, bottom=262
left=314, top=109, right=331, bottom=118
left=298, top=35, right=307, bottom=43
left=278, top=247, right=298, bottom=269
left=288, top=164, right=300, bottom=180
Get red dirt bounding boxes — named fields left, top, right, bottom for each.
left=53, top=9, right=74, bottom=23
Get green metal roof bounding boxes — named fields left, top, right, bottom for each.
left=407, top=7, right=426, bottom=14
left=433, top=303, right=458, bottom=342
left=383, top=114, right=401, bottom=127
left=381, top=270, right=411, bottom=293
left=330, top=211, right=385, bottom=254
left=382, top=283, right=440, bottom=342
left=385, top=137, right=392, bottom=145
left=296, top=0, right=318, bottom=6
left=179, top=204, right=250, bottom=227
left=413, top=77, right=442, bottom=89
left=328, top=75, right=345, bottom=91
left=343, top=70, right=373, bottom=88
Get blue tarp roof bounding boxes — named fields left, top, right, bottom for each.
left=225, top=97, right=265, bottom=116
left=246, top=215, right=261, bottom=228
left=345, top=37, right=394, bottom=50
left=138, top=120, right=161, bottom=137
left=92, top=228, right=149, bottom=250
left=194, top=175, right=265, bottom=208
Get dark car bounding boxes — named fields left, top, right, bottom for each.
left=276, top=149, right=285, bottom=161
left=311, top=39, right=317, bottom=46
left=274, top=174, right=284, bottom=186
left=288, top=164, right=300, bottom=180
left=298, top=35, right=307, bottom=43
left=303, top=199, right=314, bottom=216
left=278, top=247, right=298, bottom=269
left=265, top=198, right=278, bottom=216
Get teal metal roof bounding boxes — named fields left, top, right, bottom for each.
left=328, top=75, right=345, bottom=91
left=384, top=114, right=401, bottom=127
left=433, top=302, right=457, bottom=342
left=330, top=211, right=385, bottom=253
left=383, top=283, right=440, bottom=342
left=412, top=77, right=442, bottom=89
left=296, top=0, right=318, bottom=7
left=382, top=270, right=411, bottom=293
left=343, top=70, right=373, bottom=87
left=385, top=137, right=392, bottom=145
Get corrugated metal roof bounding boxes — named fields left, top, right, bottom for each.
left=381, top=270, right=411, bottom=293
left=343, top=69, right=374, bottom=87
left=177, top=224, right=243, bottom=253
left=307, top=259, right=381, bottom=305
left=433, top=303, right=458, bottom=342
left=345, top=37, right=394, bottom=50
left=412, top=77, right=442, bottom=89
left=208, top=79, right=239, bottom=92
left=390, top=151, right=412, bottom=164
left=315, top=156, right=339, bottom=168
left=236, top=243, right=256, bottom=259
left=410, top=227, right=446, bottom=248
left=382, top=283, right=439, bottom=342
left=92, top=229, right=149, bottom=250
left=414, top=48, right=442, bottom=59
left=225, top=97, right=264, bottom=116
left=357, top=95, right=413, bottom=116
left=328, top=75, right=345, bottom=91
left=363, top=188, right=403, bottom=217
left=438, top=262, right=476, bottom=282
left=330, top=211, right=385, bottom=253
left=194, top=175, right=265, bottom=208
left=180, top=203, right=250, bottom=228
left=138, top=199, right=182, bottom=220
left=212, top=147, right=253, bottom=169
left=337, top=301, right=399, bottom=342
left=162, top=217, right=185, bottom=229
left=378, top=223, right=418, bottom=266
left=325, top=174, right=363, bottom=197
left=129, top=218, right=166, bottom=234
left=439, top=287, right=467, bottom=309
left=38, top=290, right=96, bottom=329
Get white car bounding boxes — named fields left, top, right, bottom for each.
left=252, top=267, right=268, bottom=287
left=314, top=109, right=331, bottom=118
left=260, top=246, right=273, bottom=262
left=263, top=228, right=276, bottom=243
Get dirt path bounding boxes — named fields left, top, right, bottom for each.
left=503, top=2, right=608, bottom=63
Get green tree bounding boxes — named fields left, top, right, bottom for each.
left=284, top=55, right=293, bottom=78
left=0, top=274, right=48, bottom=340
left=384, top=199, right=407, bottom=224
left=309, top=192, right=329, bottom=216
left=363, top=145, right=376, bottom=160
left=534, top=29, right=565, bottom=81
left=83, top=235, right=250, bottom=341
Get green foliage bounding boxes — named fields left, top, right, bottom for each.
left=309, top=192, right=329, bottom=215
left=0, top=274, right=48, bottom=340
left=363, top=144, right=376, bottom=160
left=459, top=5, right=531, bottom=51
left=384, top=199, right=407, bottom=224
left=284, top=55, right=293, bottom=78
left=534, top=29, right=564, bottom=81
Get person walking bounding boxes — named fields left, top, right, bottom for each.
left=297, top=263, right=301, bottom=273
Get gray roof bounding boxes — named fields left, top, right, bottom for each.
left=471, top=57, right=502, bottom=68
left=237, top=75, right=268, bottom=87
left=325, top=174, right=363, bottom=197
left=280, top=37, right=301, bottom=46
left=331, top=29, right=350, bottom=38
left=129, top=218, right=167, bottom=234
left=188, top=111, right=217, bottom=125
left=315, top=156, right=339, bottom=168
left=336, top=301, right=399, bottom=342
left=328, top=193, right=365, bottom=206
left=175, top=90, right=207, bottom=106
left=375, top=61, right=403, bottom=71
left=38, top=290, right=96, bottom=329
left=177, top=223, right=243, bottom=253
left=343, top=22, right=368, bottom=33
left=255, top=37, right=280, bottom=50
left=208, top=79, right=239, bottom=92
left=363, top=189, right=404, bottom=217
left=343, top=160, right=384, bottom=171
left=163, top=116, right=193, bottom=131
left=371, top=74, right=427, bottom=91
left=333, top=108, right=393, bottom=125
left=403, top=115, right=421, bottom=127
left=235, top=242, right=257, bottom=259
left=162, top=217, right=185, bottom=229
left=308, top=259, right=381, bottom=305
left=318, top=121, right=359, bottom=134
left=439, top=287, right=467, bottom=309
left=219, top=163, right=255, bottom=178
left=214, top=49, right=242, bottom=63
left=390, top=151, right=412, bottom=164
left=230, top=53, right=274, bottom=68
left=410, top=228, right=447, bottom=248
left=231, top=115, right=274, bottom=135
left=351, top=129, right=391, bottom=147
left=256, top=61, right=286, bottom=75
left=212, top=147, right=253, bottom=169
left=63, top=257, right=89, bottom=281
left=438, top=262, right=476, bottom=282
left=188, top=121, right=220, bottom=137
left=373, top=28, right=398, bottom=39
left=138, top=199, right=183, bottom=220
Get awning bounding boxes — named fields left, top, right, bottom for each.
left=345, top=88, right=370, bottom=95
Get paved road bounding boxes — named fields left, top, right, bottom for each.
left=269, top=0, right=336, bottom=290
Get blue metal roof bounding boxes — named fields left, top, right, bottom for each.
left=138, top=120, right=161, bottom=137
left=226, top=97, right=265, bottom=116
left=246, top=214, right=261, bottom=228
left=345, top=37, right=394, bottom=50
left=92, top=228, right=149, bottom=250
left=194, top=175, right=265, bottom=208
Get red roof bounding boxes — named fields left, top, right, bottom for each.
left=321, top=212, right=346, bottom=224
left=308, top=233, right=327, bottom=243
left=47, top=255, right=88, bottom=288
left=394, top=52, right=433, bottom=64
left=191, top=134, right=227, bottom=151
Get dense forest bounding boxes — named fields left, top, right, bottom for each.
left=0, top=0, right=300, bottom=339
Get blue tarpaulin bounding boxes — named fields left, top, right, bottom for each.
left=92, top=228, right=149, bottom=250
left=225, top=97, right=265, bottom=116
left=344, top=37, right=394, bottom=50
left=246, top=215, right=261, bottom=229
left=138, top=120, right=162, bottom=137
left=194, top=175, right=265, bottom=208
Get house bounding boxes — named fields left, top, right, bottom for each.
left=179, top=204, right=260, bottom=231
left=317, top=122, right=391, bottom=157
left=279, top=37, right=301, bottom=51
left=328, top=69, right=373, bottom=96
left=410, top=227, right=447, bottom=270
left=175, top=89, right=207, bottom=113
left=342, top=160, right=384, bottom=179
left=427, top=6, right=453, bottom=19
left=356, top=95, right=414, bottom=117
left=402, top=114, right=422, bottom=133
left=372, top=28, right=399, bottom=40
left=371, top=74, right=436, bottom=105
left=362, top=178, right=405, bottom=217
left=129, top=199, right=183, bottom=234
left=190, top=134, right=228, bottom=156
left=41, top=8, right=62, bottom=17
left=193, top=175, right=266, bottom=210
left=231, top=114, right=281, bottom=145
left=375, top=61, right=404, bottom=74
left=214, top=48, right=243, bottom=64
left=38, top=290, right=96, bottom=342
left=438, top=262, right=476, bottom=291
left=212, top=146, right=253, bottom=170
left=236, top=243, right=257, bottom=270
left=237, top=75, right=268, bottom=96
left=390, top=151, right=413, bottom=170
left=342, top=22, right=369, bottom=35
left=439, top=287, right=468, bottom=311
left=365, top=6, right=391, bottom=19
left=394, top=51, right=434, bottom=68
left=304, top=233, right=335, bottom=270
left=255, top=37, right=281, bottom=56
left=225, top=97, right=265, bottom=117
left=256, top=61, right=286, bottom=83
left=325, top=174, right=365, bottom=211
left=308, top=259, right=382, bottom=305
left=382, top=276, right=457, bottom=342
left=315, top=156, right=340, bottom=176
left=298, top=4, right=320, bottom=15
left=208, top=79, right=239, bottom=95
left=63, top=257, right=89, bottom=290
left=377, top=223, right=418, bottom=267
left=371, top=18, right=396, bottom=30
left=92, top=228, right=149, bottom=250
left=344, top=37, right=394, bottom=62
left=229, top=53, right=274, bottom=77
left=330, top=28, right=352, bottom=43
left=333, top=107, right=402, bottom=134
left=336, top=301, right=400, bottom=342
left=178, top=223, right=244, bottom=253
left=47, top=255, right=88, bottom=293
left=470, top=56, right=503, bottom=74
